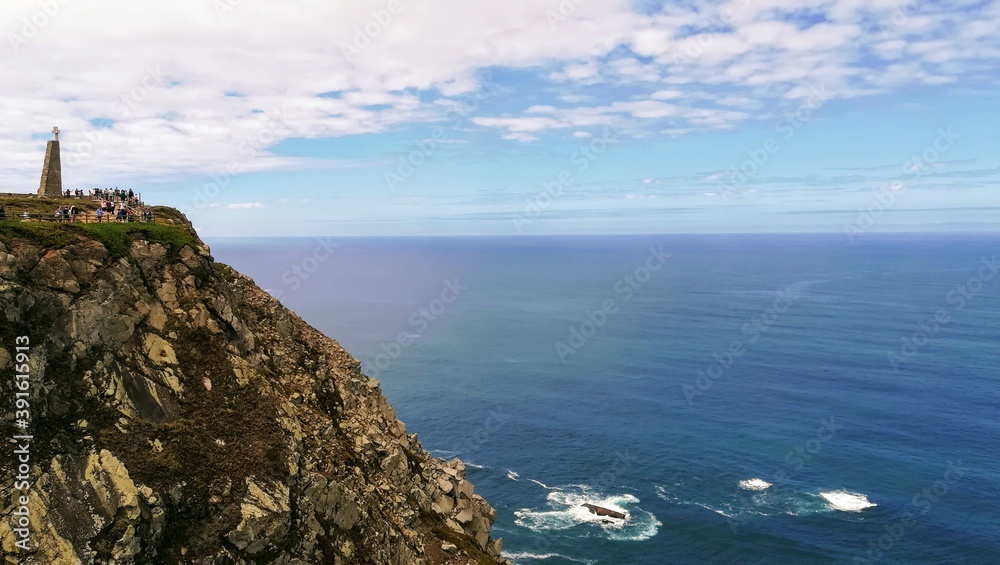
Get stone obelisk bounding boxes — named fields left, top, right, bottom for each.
left=38, top=126, right=62, bottom=197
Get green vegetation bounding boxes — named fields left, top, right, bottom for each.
left=0, top=196, right=198, bottom=259
left=0, top=221, right=197, bottom=259
left=149, top=205, right=191, bottom=226
left=79, top=223, right=198, bottom=259
left=0, top=221, right=77, bottom=248
left=0, top=195, right=97, bottom=217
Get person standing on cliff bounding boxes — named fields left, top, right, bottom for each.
left=96, top=206, right=104, bottom=223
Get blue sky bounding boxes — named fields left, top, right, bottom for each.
left=3, top=0, right=999, bottom=236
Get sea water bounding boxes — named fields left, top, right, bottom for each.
left=210, top=234, right=1000, bottom=564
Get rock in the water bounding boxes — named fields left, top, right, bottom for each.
left=582, top=503, right=627, bottom=520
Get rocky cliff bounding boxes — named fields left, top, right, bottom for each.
left=0, top=213, right=505, bottom=564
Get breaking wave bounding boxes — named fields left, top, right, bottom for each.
left=527, top=478, right=555, bottom=490
left=502, top=551, right=596, bottom=565
left=739, top=478, right=772, bottom=491
left=820, top=490, right=877, bottom=512
left=514, top=486, right=660, bottom=541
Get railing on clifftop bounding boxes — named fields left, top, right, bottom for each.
left=0, top=212, right=154, bottom=224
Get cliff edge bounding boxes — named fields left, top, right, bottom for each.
left=0, top=210, right=505, bottom=564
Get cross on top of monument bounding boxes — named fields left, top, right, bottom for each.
left=52, top=126, right=59, bottom=141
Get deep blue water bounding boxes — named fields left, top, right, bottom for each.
left=209, top=234, right=1000, bottom=565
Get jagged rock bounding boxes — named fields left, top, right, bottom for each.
left=436, top=494, right=455, bottom=514
left=456, top=507, right=474, bottom=524
left=0, top=215, right=504, bottom=564
left=143, top=334, right=177, bottom=365
left=456, top=479, right=475, bottom=500
left=444, top=458, right=466, bottom=480
left=437, top=476, right=454, bottom=494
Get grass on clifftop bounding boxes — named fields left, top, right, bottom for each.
left=0, top=221, right=78, bottom=248
left=0, top=221, right=198, bottom=259
left=80, top=223, right=199, bottom=259
left=0, top=195, right=199, bottom=259
left=0, top=195, right=102, bottom=216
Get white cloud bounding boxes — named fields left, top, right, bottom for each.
left=501, top=132, right=538, bottom=143
left=651, top=89, right=684, bottom=100
left=0, top=0, right=996, bottom=187
left=228, top=202, right=264, bottom=209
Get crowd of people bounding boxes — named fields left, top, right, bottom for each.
left=53, top=205, right=81, bottom=221
left=62, top=187, right=143, bottom=206
left=94, top=199, right=152, bottom=222
left=0, top=203, right=152, bottom=223
left=0, top=186, right=154, bottom=223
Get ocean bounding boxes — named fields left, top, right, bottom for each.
left=209, top=234, right=1000, bottom=565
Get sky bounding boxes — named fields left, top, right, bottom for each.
left=2, top=0, right=999, bottom=237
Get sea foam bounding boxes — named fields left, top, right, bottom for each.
left=514, top=486, right=660, bottom=541
left=820, top=490, right=876, bottom=512
left=739, top=478, right=772, bottom=491
left=502, top=551, right=596, bottom=565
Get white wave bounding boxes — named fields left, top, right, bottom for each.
left=507, top=470, right=520, bottom=481
left=527, top=478, right=556, bottom=490
left=739, top=478, right=772, bottom=491
left=514, top=487, right=660, bottom=541
left=820, top=490, right=877, bottom=512
left=465, top=462, right=490, bottom=470
left=654, top=485, right=676, bottom=502
left=502, top=551, right=596, bottom=565
left=693, top=502, right=735, bottom=519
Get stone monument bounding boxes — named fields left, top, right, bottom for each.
left=38, top=126, right=62, bottom=197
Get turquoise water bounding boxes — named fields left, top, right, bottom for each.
left=210, top=234, right=1000, bottom=564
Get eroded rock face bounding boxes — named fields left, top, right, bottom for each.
left=0, top=221, right=507, bottom=564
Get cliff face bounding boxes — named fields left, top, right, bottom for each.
left=0, top=217, right=505, bottom=564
